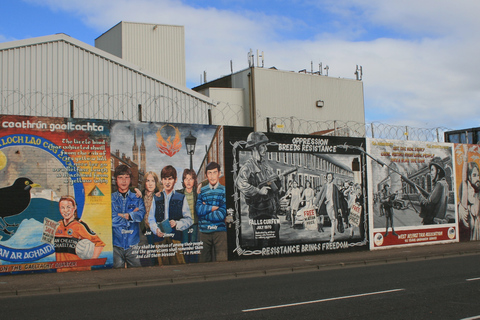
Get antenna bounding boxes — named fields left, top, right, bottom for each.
left=319, top=63, right=323, bottom=75
left=355, top=65, right=363, bottom=80
left=257, top=50, right=264, bottom=68
left=248, top=49, right=254, bottom=67
left=230, top=60, right=233, bottom=74
left=203, top=71, right=207, bottom=83
left=311, top=61, right=313, bottom=73
left=324, top=65, right=329, bottom=76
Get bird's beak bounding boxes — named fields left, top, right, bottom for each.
left=31, top=183, right=41, bottom=188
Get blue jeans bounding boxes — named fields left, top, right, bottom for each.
left=182, top=224, right=199, bottom=263
left=113, top=245, right=141, bottom=268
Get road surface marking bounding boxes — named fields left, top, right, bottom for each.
left=466, top=277, right=480, bottom=282
left=242, top=288, right=405, bottom=312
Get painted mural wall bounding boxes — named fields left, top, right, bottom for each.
left=366, top=138, right=458, bottom=249
left=0, top=115, right=112, bottom=273
left=0, top=114, right=473, bottom=275
left=454, top=143, right=480, bottom=242
left=224, top=127, right=368, bottom=259
left=109, top=121, right=225, bottom=266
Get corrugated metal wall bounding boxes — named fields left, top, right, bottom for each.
left=0, top=36, right=212, bottom=124
left=95, top=23, right=123, bottom=59
left=96, top=22, right=186, bottom=86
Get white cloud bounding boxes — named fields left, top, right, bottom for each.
left=21, top=0, right=480, bottom=128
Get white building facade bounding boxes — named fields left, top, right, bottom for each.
left=194, top=67, right=366, bottom=135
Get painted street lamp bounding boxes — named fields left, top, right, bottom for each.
left=185, top=131, right=197, bottom=170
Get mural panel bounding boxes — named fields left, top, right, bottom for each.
left=454, top=143, right=480, bottom=241
left=0, top=115, right=111, bottom=274
left=224, top=127, right=368, bottom=259
left=110, top=121, right=225, bottom=266
left=367, top=138, right=458, bottom=249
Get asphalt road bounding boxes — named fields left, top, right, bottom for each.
left=2, top=254, right=479, bottom=320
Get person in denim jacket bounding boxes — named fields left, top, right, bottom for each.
left=112, top=164, right=145, bottom=268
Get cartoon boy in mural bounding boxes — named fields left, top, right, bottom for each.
left=111, top=164, right=146, bottom=268
left=196, top=161, right=227, bottom=262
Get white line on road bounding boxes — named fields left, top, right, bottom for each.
left=466, top=277, right=480, bottom=282
left=242, top=288, right=405, bottom=312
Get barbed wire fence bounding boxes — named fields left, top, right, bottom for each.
left=0, top=90, right=212, bottom=125
left=1, top=89, right=452, bottom=142
left=264, top=117, right=452, bottom=142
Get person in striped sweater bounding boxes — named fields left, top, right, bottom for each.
left=196, top=162, right=227, bottom=262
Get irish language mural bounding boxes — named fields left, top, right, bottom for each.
left=224, top=127, right=368, bottom=259
left=0, top=115, right=111, bottom=274
left=367, top=138, right=458, bottom=249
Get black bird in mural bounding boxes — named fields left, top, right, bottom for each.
left=0, top=178, right=41, bottom=235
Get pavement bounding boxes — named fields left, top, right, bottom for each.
left=1, top=241, right=480, bottom=297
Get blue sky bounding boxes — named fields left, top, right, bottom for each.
left=2, top=0, right=480, bottom=130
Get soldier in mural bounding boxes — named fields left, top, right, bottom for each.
left=148, top=165, right=193, bottom=265
left=417, top=157, right=450, bottom=225
left=111, top=164, right=146, bottom=268
left=196, top=162, right=227, bottom=262
left=235, top=132, right=282, bottom=246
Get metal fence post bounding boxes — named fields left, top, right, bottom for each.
left=70, top=100, right=74, bottom=118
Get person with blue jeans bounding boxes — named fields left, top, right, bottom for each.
left=177, top=168, right=199, bottom=263
left=148, top=165, right=192, bottom=265
left=196, top=162, right=227, bottom=262
left=112, top=164, right=145, bottom=268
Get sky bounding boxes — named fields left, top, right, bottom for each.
left=1, top=0, right=480, bottom=130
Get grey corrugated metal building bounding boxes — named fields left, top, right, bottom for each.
left=95, top=21, right=186, bottom=87
left=0, top=32, right=214, bottom=124
left=0, top=22, right=365, bottom=133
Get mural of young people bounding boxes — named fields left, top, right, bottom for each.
left=110, top=121, right=224, bottom=265
left=224, top=126, right=368, bottom=259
